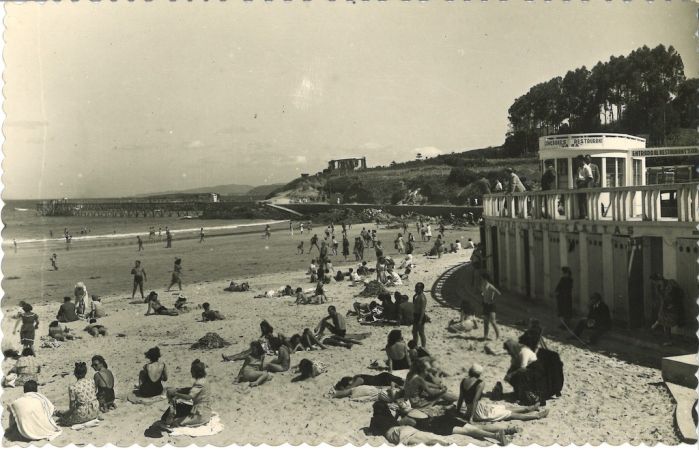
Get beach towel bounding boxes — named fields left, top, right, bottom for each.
left=8, top=392, right=62, bottom=441
left=127, top=391, right=166, bottom=405
left=70, top=418, right=100, bottom=431
left=168, top=414, right=223, bottom=437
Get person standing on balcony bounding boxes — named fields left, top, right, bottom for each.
left=576, top=157, right=593, bottom=219
left=493, top=179, right=503, bottom=193
left=506, top=168, right=525, bottom=193
left=541, top=163, right=557, bottom=218
left=585, top=155, right=601, bottom=187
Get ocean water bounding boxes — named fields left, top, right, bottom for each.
left=1, top=200, right=276, bottom=242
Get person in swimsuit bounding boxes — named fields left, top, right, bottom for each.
left=91, top=355, right=116, bottom=412
left=166, top=258, right=182, bottom=292
left=458, top=364, right=547, bottom=423
left=137, top=235, right=144, bottom=252
left=164, top=359, right=212, bottom=428
left=288, top=329, right=327, bottom=351
left=404, top=360, right=457, bottom=409
left=199, top=228, right=205, bottom=243
left=480, top=273, right=501, bottom=340
left=262, top=335, right=291, bottom=373
left=85, top=319, right=108, bottom=337
left=145, top=291, right=178, bottom=316
left=236, top=341, right=273, bottom=387
left=334, top=372, right=404, bottom=391
left=412, top=282, right=428, bottom=348
left=131, top=260, right=147, bottom=299
left=137, top=347, right=169, bottom=397
left=14, top=303, right=39, bottom=350
left=50, top=253, right=58, bottom=271
left=385, top=329, right=411, bottom=371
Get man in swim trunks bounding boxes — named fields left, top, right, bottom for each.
left=315, top=306, right=347, bottom=337
left=131, top=260, right=147, bottom=299
left=137, top=236, right=144, bottom=252
left=310, top=234, right=320, bottom=254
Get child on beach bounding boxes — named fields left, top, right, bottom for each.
left=167, top=258, right=182, bottom=292
left=201, top=303, right=225, bottom=321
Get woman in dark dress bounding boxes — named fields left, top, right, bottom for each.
left=342, top=236, right=350, bottom=261
left=14, top=303, right=39, bottom=350
left=138, top=347, right=169, bottom=397
left=91, top=355, right=116, bottom=412
left=555, top=267, right=573, bottom=329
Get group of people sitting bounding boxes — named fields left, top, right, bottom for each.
left=351, top=291, right=415, bottom=326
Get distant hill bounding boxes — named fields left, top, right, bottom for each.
left=141, top=183, right=284, bottom=198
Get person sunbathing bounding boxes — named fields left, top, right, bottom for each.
left=201, top=303, right=225, bottom=321
left=291, top=358, right=326, bottom=382
left=136, top=347, right=168, bottom=398
left=48, top=321, right=80, bottom=341
left=332, top=384, right=401, bottom=401
left=224, top=281, right=250, bottom=292
left=6, top=381, right=62, bottom=442
left=334, top=372, right=404, bottom=391
left=315, top=306, right=364, bottom=348
left=295, top=288, right=311, bottom=305
left=162, top=360, right=213, bottom=428
left=407, top=341, right=449, bottom=378
left=3, top=348, right=40, bottom=388
left=145, top=292, right=179, bottom=316
left=57, top=362, right=100, bottom=426
left=236, top=341, right=273, bottom=386
left=404, top=360, right=457, bottom=409
left=84, top=319, right=108, bottom=337
left=91, top=355, right=116, bottom=412
left=458, top=364, right=548, bottom=423
left=262, top=335, right=291, bottom=373
left=289, top=329, right=327, bottom=351
left=386, top=329, right=411, bottom=371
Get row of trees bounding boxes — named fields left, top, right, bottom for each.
left=503, top=45, right=698, bottom=156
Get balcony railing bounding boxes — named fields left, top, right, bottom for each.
left=483, top=182, right=699, bottom=223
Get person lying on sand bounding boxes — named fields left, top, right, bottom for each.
left=145, top=292, right=179, bottom=316
left=332, top=384, right=402, bottom=402
left=334, top=372, right=404, bottom=391
left=236, top=341, right=273, bottom=387
left=84, top=319, right=108, bottom=337
left=261, top=335, right=291, bottom=373
left=295, top=288, right=310, bottom=305
left=48, top=321, right=80, bottom=341
left=201, top=303, right=225, bottom=321
left=291, top=358, right=326, bottom=382
left=136, top=347, right=168, bottom=398
left=447, top=315, right=478, bottom=334
left=289, top=329, right=327, bottom=351
left=223, top=281, right=250, bottom=292
left=162, top=359, right=212, bottom=428
left=458, top=364, right=548, bottom=423
left=407, top=340, right=449, bottom=378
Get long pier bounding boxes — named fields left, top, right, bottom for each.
left=35, top=200, right=269, bottom=219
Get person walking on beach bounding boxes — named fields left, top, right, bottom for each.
left=297, top=241, right=305, bottom=254
left=265, top=225, right=271, bottom=240
left=165, top=228, right=172, bottom=248
left=480, top=273, right=501, bottom=340
left=289, top=221, right=294, bottom=237
left=158, top=228, right=162, bottom=241
left=342, top=236, right=350, bottom=261
left=50, top=253, right=58, bottom=271
left=167, top=258, right=183, bottom=292
left=412, top=282, right=428, bottom=348
left=299, top=222, right=304, bottom=235
left=199, top=228, right=205, bottom=243
left=137, top=236, right=144, bottom=252
left=131, top=260, right=147, bottom=300
left=310, top=234, right=320, bottom=254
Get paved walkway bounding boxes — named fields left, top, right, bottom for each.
left=432, top=261, right=697, bottom=369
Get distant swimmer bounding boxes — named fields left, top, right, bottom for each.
left=49, top=230, right=53, bottom=238
left=50, top=253, right=58, bottom=271
left=137, top=236, right=144, bottom=252
left=199, top=227, right=205, bottom=243
left=131, top=260, right=147, bottom=299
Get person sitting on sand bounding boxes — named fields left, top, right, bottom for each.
left=458, top=364, right=548, bottom=423
left=57, top=362, right=100, bottom=426
left=145, top=291, right=179, bottom=316
left=6, top=380, right=62, bottom=442
left=398, top=253, right=414, bottom=270
left=48, top=321, right=79, bottom=341
left=262, top=335, right=291, bottom=373
left=84, top=319, right=108, bottom=337
left=309, top=260, right=319, bottom=282
left=294, top=287, right=311, bottom=305
left=3, top=348, right=40, bottom=388
left=91, top=355, right=116, bottom=413
left=289, top=329, right=327, bottom=351
left=386, top=268, right=403, bottom=287
left=404, top=360, right=457, bottom=409
left=357, top=261, right=371, bottom=276
left=56, top=296, right=79, bottom=323
left=519, top=318, right=544, bottom=352
left=163, top=359, right=212, bottom=428
left=201, top=302, right=225, bottom=321
left=334, top=270, right=345, bottom=282
left=137, top=347, right=168, bottom=398
left=349, top=268, right=364, bottom=286
left=316, top=305, right=347, bottom=337
left=503, top=338, right=537, bottom=388
left=174, top=294, right=190, bottom=312
left=386, top=329, right=411, bottom=371
left=236, top=341, right=273, bottom=387
left=312, top=280, right=327, bottom=304
left=224, top=281, right=250, bottom=292
left=396, top=294, right=414, bottom=326
left=406, top=341, right=449, bottom=379
left=89, top=295, right=107, bottom=319
left=334, top=372, right=404, bottom=391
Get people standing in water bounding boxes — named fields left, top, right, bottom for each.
left=167, top=258, right=183, bottom=292
left=131, top=260, right=147, bottom=299
left=412, top=282, right=428, bottom=348
left=480, top=273, right=501, bottom=340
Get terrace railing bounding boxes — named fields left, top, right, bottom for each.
left=483, top=182, right=699, bottom=223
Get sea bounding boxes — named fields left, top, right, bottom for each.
left=1, top=199, right=283, bottom=244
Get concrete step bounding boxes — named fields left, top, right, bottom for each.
left=662, top=354, right=698, bottom=389
left=665, top=381, right=698, bottom=444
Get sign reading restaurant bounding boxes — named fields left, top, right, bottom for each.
left=543, top=135, right=605, bottom=148
left=631, top=147, right=699, bottom=157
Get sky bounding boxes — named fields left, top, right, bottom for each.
left=3, top=1, right=697, bottom=199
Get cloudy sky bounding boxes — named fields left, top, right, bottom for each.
left=3, top=1, right=697, bottom=199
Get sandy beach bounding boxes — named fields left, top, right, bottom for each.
left=0, top=224, right=680, bottom=446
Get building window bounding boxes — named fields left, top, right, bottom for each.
left=633, top=159, right=642, bottom=186
left=556, top=158, right=568, bottom=189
